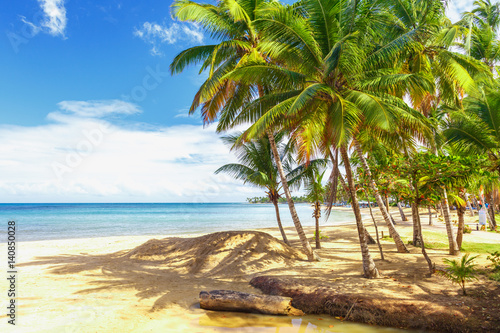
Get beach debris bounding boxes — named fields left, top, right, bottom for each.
left=199, top=290, right=304, bottom=316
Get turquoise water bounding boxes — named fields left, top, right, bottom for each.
left=0, top=203, right=355, bottom=242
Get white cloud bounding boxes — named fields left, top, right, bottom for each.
left=181, top=24, right=204, bottom=43
left=134, top=22, right=204, bottom=56
left=20, top=16, right=42, bottom=35
left=39, top=0, right=67, bottom=36
left=23, top=0, right=67, bottom=37
left=446, top=0, right=474, bottom=23
left=0, top=100, right=259, bottom=203
left=174, top=108, right=191, bottom=118
left=56, top=100, right=141, bottom=118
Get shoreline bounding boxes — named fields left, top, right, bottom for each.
left=1, top=207, right=499, bottom=332
left=0, top=204, right=357, bottom=243
left=0, top=206, right=359, bottom=244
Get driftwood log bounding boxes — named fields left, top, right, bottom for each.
left=199, top=290, right=304, bottom=316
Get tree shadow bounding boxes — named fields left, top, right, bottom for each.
left=17, top=231, right=308, bottom=312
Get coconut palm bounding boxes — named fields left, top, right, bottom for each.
left=472, top=0, right=500, bottom=29
left=459, top=0, right=500, bottom=72
left=215, top=132, right=292, bottom=245
left=228, top=1, right=432, bottom=277
left=445, top=86, right=500, bottom=164
left=386, top=0, right=490, bottom=256
left=170, top=0, right=317, bottom=260
left=455, top=189, right=468, bottom=249
left=352, top=138, right=409, bottom=253
left=290, top=168, right=326, bottom=249
left=445, top=83, right=500, bottom=229
left=225, top=0, right=442, bottom=277
left=307, top=170, right=326, bottom=249
left=439, top=254, right=479, bottom=296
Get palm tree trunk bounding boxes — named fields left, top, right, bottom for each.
left=272, top=198, right=290, bottom=246
left=397, top=202, right=407, bottom=221
left=472, top=196, right=479, bottom=212
left=324, top=150, right=339, bottom=218
left=456, top=196, right=466, bottom=250
left=485, top=207, right=495, bottom=229
left=337, top=170, right=350, bottom=194
left=487, top=192, right=497, bottom=228
left=337, top=174, right=375, bottom=245
left=340, top=145, right=379, bottom=278
left=414, top=199, right=434, bottom=275
left=314, top=203, right=321, bottom=249
left=428, top=206, right=433, bottom=225
left=390, top=213, right=397, bottom=225
left=267, top=131, right=316, bottom=261
left=442, top=189, right=460, bottom=255
left=465, top=193, right=474, bottom=217
left=364, top=228, right=376, bottom=244
left=385, top=195, right=398, bottom=226
left=364, top=189, right=384, bottom=260
left=411, top=203, right=421, bottom=247
left=411, top=176, right=433, bottom=274
left=352, top=140, right=408, bottom=253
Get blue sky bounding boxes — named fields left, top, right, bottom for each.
left=0, top=0, right=475, bottom=203
left=1, top=0, right=207, bottom=126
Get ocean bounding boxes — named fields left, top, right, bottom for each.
left=0, top=203, right=356, bottom=242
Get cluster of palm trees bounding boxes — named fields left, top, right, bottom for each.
left=170, top=0, right=500, bottom=278
left=215, top=131, right=328, bottom=247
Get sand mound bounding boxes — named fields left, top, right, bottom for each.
left=125, top=231, right=305, bottom=277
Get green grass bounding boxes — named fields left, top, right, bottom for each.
left=490, top=271, right=500, bottom=282
left=461, top=242, right=500, bottom=253
left=380, top=230, right=500, bottom=253
left=421, top=231, right=448, bottom=249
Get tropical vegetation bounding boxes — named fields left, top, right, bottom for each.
left=170, top=0, right=500, bottom=278
left=438, top=254, right=479, bottom=295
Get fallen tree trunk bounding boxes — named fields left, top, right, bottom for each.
left=199, top=290, right=304, bottom=316
left=250, top=276, right=475, bottom=333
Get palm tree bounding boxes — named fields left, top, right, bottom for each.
left=352, top=138, right=409, bottom=253
left=226, top=0, right=438, bottom=277
left=472, top=0, right=500, bottom=29
left=170, top=0, right=317, bottom=260
left=440, top=254, right=479, bottom=295
left=307, top=170, right=326, bottom=249
left=445, top=83, right=500, bottom=230
left=292, top=168, right=326, bottom=249
left=456, top=189, right=467, bottom=249
left=459, top=0, right=500, bottom=72
left=228, top=1, right=438, bottom=277
left=387, top=0, right=490, bottom=256
left=215, top=133, right=291, bottom=245
left=361, top=187, right=385, bottom=261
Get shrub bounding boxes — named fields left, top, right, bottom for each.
left=490, top=271, right=500, bottom=282
left=313, top=230, right=329, bottom=240
left=437, top=254, right=478, bottom=295
left=487, top=251, right=500, bottom=271
left=463, top=225, right=472, bottom=234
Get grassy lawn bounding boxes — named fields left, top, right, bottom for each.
left=381, top=230, right=500, bottom=254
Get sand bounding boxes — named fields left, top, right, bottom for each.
left=1, top=207, right=499, bottom=332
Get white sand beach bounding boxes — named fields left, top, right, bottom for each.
left=1, top=208, right=499, bottom=332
